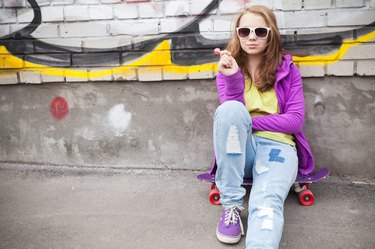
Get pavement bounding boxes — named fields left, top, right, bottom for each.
left=0, top=163, right=374, bottom=249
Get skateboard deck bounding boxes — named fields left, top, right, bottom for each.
left=197, top=167, right=329, bottom=206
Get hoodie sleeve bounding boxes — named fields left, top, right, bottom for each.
left=252, top=64, right=305, bottom=134
left=216, top=70, right=245, bottom=105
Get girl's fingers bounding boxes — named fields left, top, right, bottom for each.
left=220, top=50, right=232, bottom=57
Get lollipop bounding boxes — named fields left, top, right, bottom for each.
left=214, top=48, right=221, bottom=55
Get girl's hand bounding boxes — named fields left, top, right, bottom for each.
left=217, top=49, right=239, bottom=76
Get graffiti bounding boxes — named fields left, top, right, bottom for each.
left=50, top=96, right=69, bottom=121
left=0, top=0, right=374, bottom=81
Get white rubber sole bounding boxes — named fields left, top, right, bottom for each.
left=216, top=228, right=241, bottom=244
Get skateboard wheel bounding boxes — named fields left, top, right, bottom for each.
left=210, top=183, right=216, bottom=190
left=209, top=187, right=221, bottom=205
left=299, top=189, right=314, bottom=206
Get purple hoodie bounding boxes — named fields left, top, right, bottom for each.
left=215, top=54, right=314, bottom=175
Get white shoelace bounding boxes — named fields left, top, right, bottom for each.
left=224, top=206, right=245, bottom=235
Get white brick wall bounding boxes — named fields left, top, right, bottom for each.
left=60, top=22, right=107, bottom=37
left=89, top=5, right=113, bottom=20
left=328, top=9, right=375, bottom=26
left=327, top=61, right=354, bottom=76
left=336, top=0, right=365, bottom=8
left=304, top=0, right=332, bottom=10
left=0, top=0, right=374, bottom=84
left=64, top=5, right=90, bottom=21
left=165, top=1, right=190, bottom=17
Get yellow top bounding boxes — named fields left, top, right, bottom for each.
left=244, top=78, right=295, bottom=146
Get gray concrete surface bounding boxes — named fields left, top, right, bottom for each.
left=1, top=76, right=375, bottom=178
left=0, top=163, right=375, bottom=249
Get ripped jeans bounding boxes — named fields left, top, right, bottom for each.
left=213, top=100, right=298, bottom=249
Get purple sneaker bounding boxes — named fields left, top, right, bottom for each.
left=216, top=206, right=244, bottom=244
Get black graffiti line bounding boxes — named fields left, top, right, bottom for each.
left=0, top=0, right=374, bottom=67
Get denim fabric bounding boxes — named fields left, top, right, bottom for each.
left=213, top=100, right=298, bottom=249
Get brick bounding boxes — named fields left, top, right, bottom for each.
left=213, top=17, right=233, bottom=32
left=0, top=54, right=24, bottom=69
left=19, top=71, right=42, bottom=84
left=356, top=60, right=375, bottom=76
left=64, top=6, right=90, bottom=21
left=83, top=36, right=132, bottom=50
left=245, top=0, right=272, bottom=9
left=88, top=69, right=113, bottom=81
left=219, top=0, right=244, bottom=14
left=299, top=65, right=325, bottom=77
left=0, top=9, right=16, bottom=24
left=126, top=0, right=149, bottom=2
left=17, top=8, right=34, bottom=23
left=36, top=0, right=51, bottom=7
left=139, top=2, right=163, bottom=18
left=15, top=24, right=59, bottom=38
left=60, top=22, right=108, bottom=37
left=41, top=72, right=65, bottom=83
left=327, top=61, right=354, bottom=76
left=138, top=67, right=162, bottom=81
left=72, top=52, right=120, bottom=67
left=190, top=0, right=217, bottom=15
left=0, top=24, right=9, bottom=37
left=336, top=0, right=365, bottom=8
left=328, top=10, right=375, bottom=26
left=342, top=44, right=375, bottom=60
left=113, top=4, right=138, bottom=19
left=36, top=38, right=83, bottom=52
left=110, top=20, right=159, bottom=35
left=4, top=0, right=25, bottom=7
left=163, top=66, right=188, bottom=80
left=76, top=0, right=100, bottom=4
left=66, top=70, right=88, bottom=82
left=188, top=67, right=214, bottom=79
left=277, top=11, right=326, bottom=29
left=160, top=18, right=194, bottom=33
left=198, top=18, right=213, bottom=32
left=274, top=0, right=301, bottom=10
left=113, top=68, right=137, bottom=81
left=41, top=6, right=64, bottom=22
left=89, top=5, right=113, bottom=20
left=303, top=0, right=332, bottom=9
left=165, top=1, right=190, bottom=17
left=25, top=54, right=71, bottom=67
left=51, top=0, right=74, bottom=5
left=100, top=0, right=121, bottom=3
left=0, top=71, right=18, bottom=84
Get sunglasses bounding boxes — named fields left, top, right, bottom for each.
left=236, top=27, right=271, bottom=39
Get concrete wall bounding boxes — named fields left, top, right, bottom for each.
left=1, top=77, right=375, bottom=178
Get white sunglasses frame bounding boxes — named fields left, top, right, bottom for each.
left=236, top=27, right=271, bottom=39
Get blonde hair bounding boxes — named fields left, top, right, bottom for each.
left=226, top=5, right=284, bottom=91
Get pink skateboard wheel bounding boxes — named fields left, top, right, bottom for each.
left=214, top=48, right=220, bottom=55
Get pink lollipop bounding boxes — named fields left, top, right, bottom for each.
left=214, top=48, right=220, bottom=55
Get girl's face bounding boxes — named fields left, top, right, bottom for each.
left=237, top=12, right=269, bottom=56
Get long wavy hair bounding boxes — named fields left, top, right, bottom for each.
left=226, top=5, right=285, bottom=91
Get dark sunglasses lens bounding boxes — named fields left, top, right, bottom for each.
left=255, top=28, right=268, bottom=38
left=238, top=28, right=250, bottom=38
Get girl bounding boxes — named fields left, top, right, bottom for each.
left=213, top=5, right=314, bottom=249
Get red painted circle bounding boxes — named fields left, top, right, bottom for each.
left=50, top=96, right=69, bottom=120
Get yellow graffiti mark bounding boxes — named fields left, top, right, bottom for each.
left=294, top=30, right=375, bottom=65
left=0, top=30, right=374, bottom=79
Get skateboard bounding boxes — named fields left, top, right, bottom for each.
left=197, top=167, right=330, bottom=206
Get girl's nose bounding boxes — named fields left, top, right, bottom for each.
left=248, top=30, right=257, bottom=40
